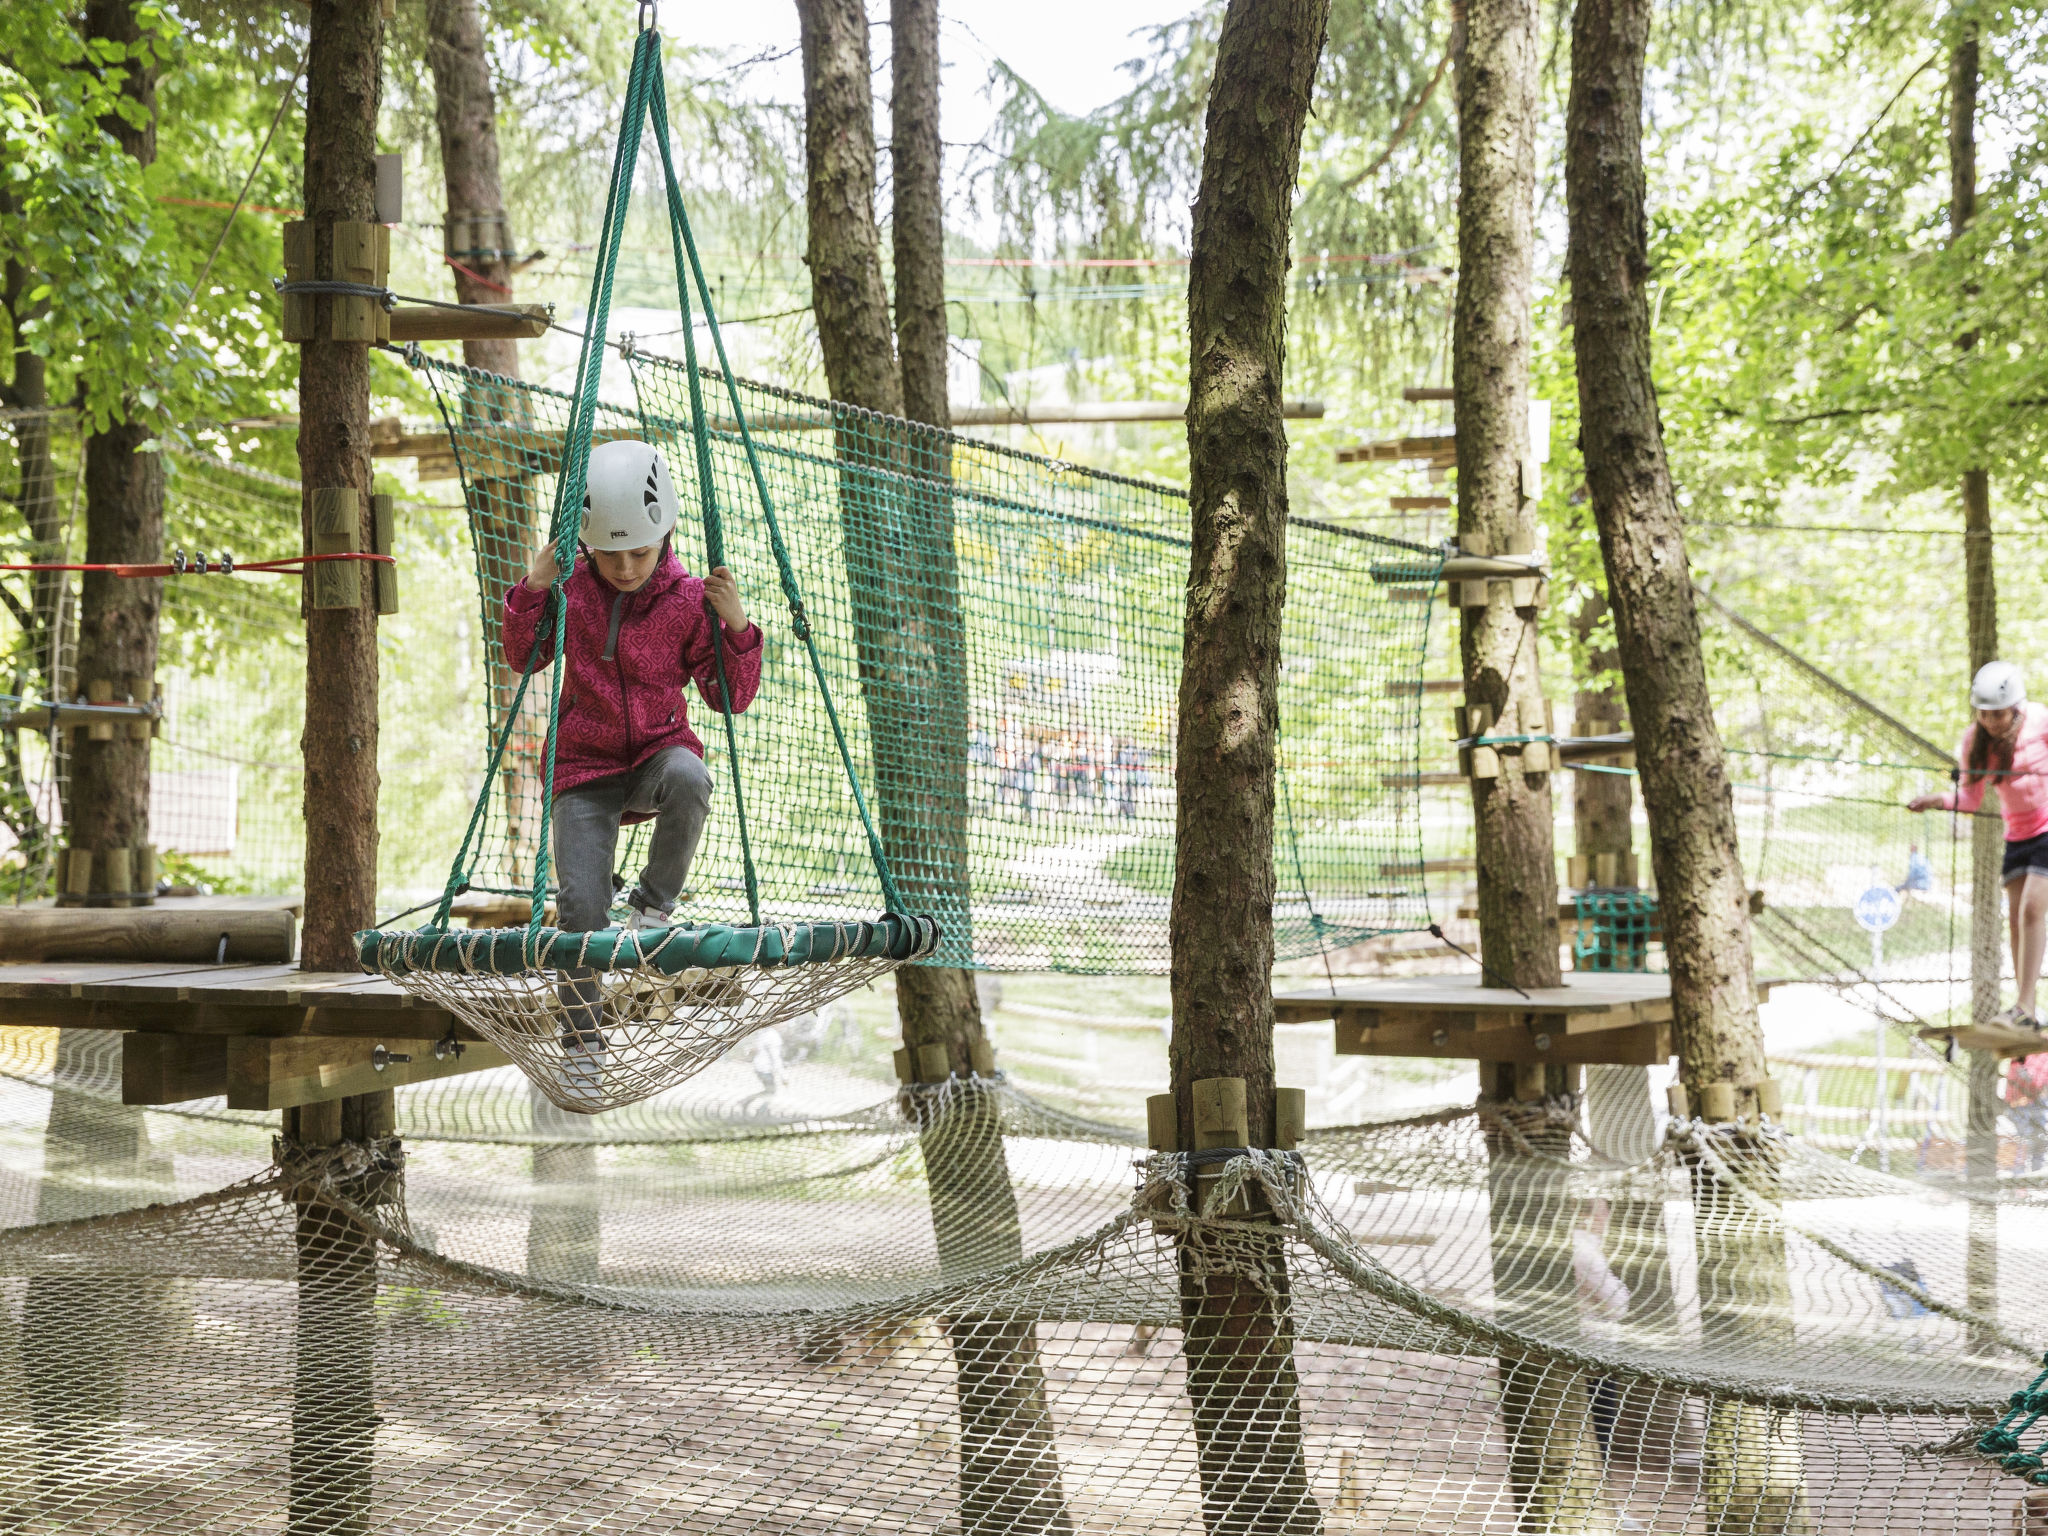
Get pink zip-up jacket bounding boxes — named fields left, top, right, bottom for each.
left=502, top=548, right=762, bottom=811
left=1938, top=701, right=2048, bottom=842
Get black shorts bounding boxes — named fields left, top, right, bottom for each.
left=2004, top=832, right=2048, bottom=886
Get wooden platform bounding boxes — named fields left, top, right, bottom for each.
left=0, top=960, right=505, bottom=1111
left=1275, top=972, right=1702, bottom=1065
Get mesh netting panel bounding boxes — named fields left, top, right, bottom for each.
left=420, top=353, right=1436, bottom=973
left=0, top=1105, right=2034, bottom=1536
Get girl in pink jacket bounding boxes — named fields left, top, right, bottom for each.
left=503, top=440, right=761, bottom=1105
left=1910, top=661, right=2048, bottom=1041
left=504, top=439, right=761, bottom=936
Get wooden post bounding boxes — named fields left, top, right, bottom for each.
left=283, top=1089, right=399, bottom=1536
left=296, top=0, right=385, bottom=974
left=286, top=7, right=388, bottom=1535
left=1171, top=0, right=1329, bottom=1525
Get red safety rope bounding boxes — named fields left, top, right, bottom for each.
left=0, top=552, right=395, bottom=579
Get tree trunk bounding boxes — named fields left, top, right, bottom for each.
left=1571, top=592, right=1634, bottom=893
left=1173, top=0, right=1328, bottom=1529
left=298, top=0, right=384, bottom=972
left=1948, top=23, right=2004, bottom=1354
left=283, top=1091, right=400, bottom=1536
left=1460, top=0, right=1604, bottom=1521
left=891, top=0, right=949, bottom=434
left=2, top=219, right=73, bottom=881
left=425, top=0, right=518, bottom=377
left=1566, top=0, right=1805, bottom=1526
left=799, top=1, right=1069, bottom=1528
left=23, top=1032, right=180, bottom=1491
left=527, top=1087, right=601, bottom=1283
left=72, top=0, right=165, bottom=907
left=1456, top=0, right=1558, bottom=993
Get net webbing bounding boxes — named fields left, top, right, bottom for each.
left=0, top=1040, right=2040, bottom=1533
left=416, top=343, right=1438, bottom=974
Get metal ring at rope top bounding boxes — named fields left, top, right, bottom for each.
left=637, top=0, right=656, bottom=32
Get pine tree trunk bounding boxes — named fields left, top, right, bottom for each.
left=70, top=0, right=163, bottom=906
left=283, top=1091, right=400, bottom=1536
left=1456, top=0, right=1558, bottom=994
left=1950, top=25, right=2003, bottom=1353
left=298, top=0, right=384, bottom=972
left=1173, top=0, right=1328, bottom=1529
left=1566, top=0, right=1805, bottom=1525
left=2, top=224, right=73, bottom=871
left=1459, top=0, right=1605, bottom=1520
left=1571, top=592, right=1633, bottom=890
left=798, top=2, right=1069, bottom=1527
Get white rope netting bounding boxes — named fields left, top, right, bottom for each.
left=0, top=1042, right=2043, bottom=1533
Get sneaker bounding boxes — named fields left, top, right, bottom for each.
left=552, top=1038, right=610, bottom=1114
left=622, top=897, right=672, bottom=932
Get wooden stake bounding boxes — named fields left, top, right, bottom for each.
left=104, top=847, right=132, bottom=910
left=1191, top=1076, right=1249, bottom=1149
left=370, top=494, right=397, bottom=615
left=308, top=489, right=362, bottom=610
left=386, top=303, right=551, bottom=342
left=1146, top=1092, right=1178, bottom=1152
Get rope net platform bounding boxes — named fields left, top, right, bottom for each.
left=365, top=916, right=938, bottom=1113
left=0, top=1031, right=2040, bottom=1534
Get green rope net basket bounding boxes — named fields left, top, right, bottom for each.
left=360, top=29, right=941, bottom=1111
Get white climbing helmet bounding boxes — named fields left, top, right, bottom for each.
left=580, top=439, right=679, bottom=551
left=1972, top=660, right=2026, bottom=711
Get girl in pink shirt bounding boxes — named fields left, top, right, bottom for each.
left=1909, top=661, right=2048, bottom=1036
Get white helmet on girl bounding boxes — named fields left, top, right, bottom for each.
left=1972, top=660, right=2025, bottom=711
left=580, top=439, right=678, bottom=551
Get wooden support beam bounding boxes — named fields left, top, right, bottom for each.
left=0, top=906, right=295, bottom=963
left=1334, top=1015, right=1673, bottom=1066
left=225, top=1034, right=510, bottom=1111
left=1381, top=678, right=1465, bottom=696
left=1336, top=433, right=1457, bottom=465
left=1402, top=386, right=1455, bottom=402
left=953, top=399, right=1325, bottom=426
left=386, top=302, right=552, bottom=342
left=1389, top=495, right=1452, bottom=509
left=0, top=998, right=478, bottom=1040
left=122, top=1032, right=228, bottom=1105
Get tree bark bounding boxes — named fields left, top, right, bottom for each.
left=1567, top=0, right=1805, bottom=1526
left=425, top=0, right=519, bottom=377
left=798, top=2, right=1069, bottom=1528
left=799, top=0, right=902, bottom=419
left=0, top=239, right=69, bottom=884
left=283, top=1090, right=400, bottom=1536
left=1456, top=0, right=1558, bottom=993
left=1460, top=0, right=1604, bottom=1521
left=1173, top=0, right=1328, bottom=1529
left=72, top=0, right=165, bottom=904
left=891, top=0, right=949, bottom=434
left=1566, top=0, right=1761, bottom=1118
left=1949, top=22, right=2003, bottom=1354
left=298, top=0, right=384, bottom=972
left=1571, top=592, right=1634, bottom=891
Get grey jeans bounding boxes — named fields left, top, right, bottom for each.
left=553, top=745, right=714, bottom=932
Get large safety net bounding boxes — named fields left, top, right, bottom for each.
left=418, top=346, right=1438, bottom=974
left=0, top=1029, right=2039, bottom=1533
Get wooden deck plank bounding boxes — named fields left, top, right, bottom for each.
left=1275, top=973, right=1677, bottom=1034
left=0, top=961, right=235, bottom=999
